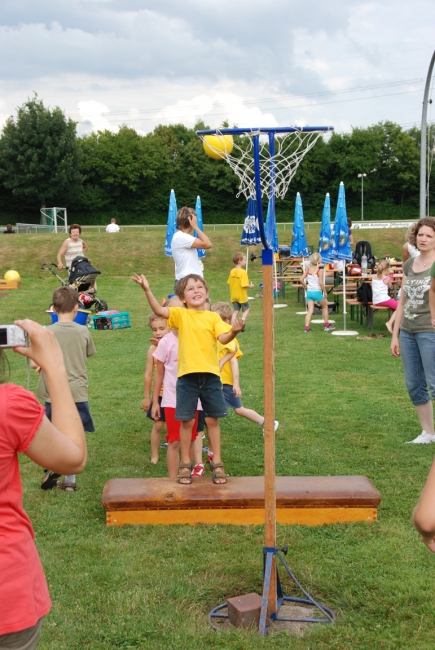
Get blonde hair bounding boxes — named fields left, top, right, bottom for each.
left=211, top=301, right=232, bottom=321
left=310, top=252, right=322, bottom=267
left=376, top=259, right=391, bottom=278
left=147, top=313, right=167, bottom=328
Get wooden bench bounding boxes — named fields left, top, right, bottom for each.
left=367, top=304, right=393, bottom=329
left=102, top=475, right=381, bottom=527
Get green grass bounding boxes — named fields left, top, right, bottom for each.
left=2, top=227, right=435, bottom=649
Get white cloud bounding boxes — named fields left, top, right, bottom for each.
left=77, top=100, right=112, bottom=132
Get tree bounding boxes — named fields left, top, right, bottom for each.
left=0, top=94, right=82, bottom=209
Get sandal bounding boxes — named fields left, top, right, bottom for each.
left=211, top=461, right=228, bottom=485
left=56, top=479, right=77, bottom=492
left=177, top=463, right=192, bottom=485
left=191, top=463, right=205, bottom=477
left=41, top=471, right=61, bottom=490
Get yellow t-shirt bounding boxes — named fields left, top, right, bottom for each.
left=218, top=331, right=243, bottom=385
left=227, top=268, right=250, bottom=303
left=167, top=307, right=228, bottom=377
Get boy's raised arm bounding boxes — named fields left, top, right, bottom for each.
left=132, top=274, right=170, bottom=319
left=218, top=319, right=244, bottom=344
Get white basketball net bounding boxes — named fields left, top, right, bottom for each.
left=198, top=128, right=328, bottom=200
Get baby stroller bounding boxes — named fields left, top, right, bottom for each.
left=41, top=256, right=108, bottom=312
left=352, top=240, right=376, bottom=271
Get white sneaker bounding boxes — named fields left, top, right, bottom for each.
left=262, top=421, right=279, bottom=435
left=405, top=431, right=435, bottom=444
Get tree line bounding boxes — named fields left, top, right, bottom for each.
left=0, top=95, right=433, bottom=225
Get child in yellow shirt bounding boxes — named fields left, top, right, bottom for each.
left=227, top=252, right=254, bottom=327
left=133, top=273, right=243, bottom=485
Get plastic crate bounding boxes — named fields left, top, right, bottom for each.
left=91, top=312, right=131, bottom=330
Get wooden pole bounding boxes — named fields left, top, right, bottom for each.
left=262, top=248, right=276, bottom=615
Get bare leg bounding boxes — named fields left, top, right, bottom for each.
left=415, top=401, right=435, bottom=436
left=386, top=311, right=396, bottom=334
left=234, top=406, right=263, bottom=423
left=205, top=417, right=227, bottom=483
left=192, top=433, right=203, bottom=464
left=150, top=420, right=165, bottom=463
left=319, top=298, right=329, bottom=324
left=180, top=419, right=195, bottom=465
left=241, top=307, right=250, bottom=322
left=167, top=441, right=180, bottom=478
left=305, top=301, right=314, bottom=328
left=231, top=310, right=240, bottom=326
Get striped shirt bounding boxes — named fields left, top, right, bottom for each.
left=64, top=238, right=85, bottom=269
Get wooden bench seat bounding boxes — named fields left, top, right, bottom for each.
left=102, top=475, right=381, bottom=527
left=367, top=304, right=393, bottom=329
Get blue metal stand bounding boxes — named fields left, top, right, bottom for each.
left=209, top=546, right=335, bottom=635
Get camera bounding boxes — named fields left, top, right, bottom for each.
left=0, top=325, right=29, bottom=348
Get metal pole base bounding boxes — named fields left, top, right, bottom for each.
left=209, top=546, right=335, bottom=636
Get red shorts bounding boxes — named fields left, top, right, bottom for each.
left=164, top=407, right=199, bottom=443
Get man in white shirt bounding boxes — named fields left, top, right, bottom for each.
left=106, top=218, right=120, bottom=233
left=171, top=207, right=212, bottom=281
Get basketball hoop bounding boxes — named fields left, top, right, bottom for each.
left=198, top=125, right=335, bottom=635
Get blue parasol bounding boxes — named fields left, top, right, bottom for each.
left=194, top=195, right=206, bottom=258
left=290, top=192, right=309, bottom=257
left=331, top=182, right=351, bottom=260
left=240, top=196, right=262, bottom=246
left=265, top=196, right=279, bottom=252
left=318, top=193, right=333, bottom=262
left=164, top=188, right=178, bottom=257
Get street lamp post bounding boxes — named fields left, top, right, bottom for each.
left=358, top=173, right=367, bottom=221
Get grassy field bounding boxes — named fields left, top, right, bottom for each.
left=2, top=226, right=435, bottom=649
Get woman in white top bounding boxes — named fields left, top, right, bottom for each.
left=57, top=224, right=88, bottom=270
left=170, top=207, right=211, bottom=282
left=372, top=259, right=398, bottom=333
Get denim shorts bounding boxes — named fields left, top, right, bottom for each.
left=223, top=383, right=243, bottom=409
left=400, top=330, right=435, bottom=405
left=176, top=373, right=227, bottom=420
left=45, top=401, right=95, bottom=432
left=232, top=301, right=249, bottom=313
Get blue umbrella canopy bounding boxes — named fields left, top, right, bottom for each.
left=194, top=195, right=206, bottom=258
left=331, top=182, right=351, bottom=260
left=240, top=197, right=262, bottom=246
left=164, top=188, right=178, bottom=257
left=318, top=193, right=333, bottom=262
left=290, top=192, right=309, bottom=257
left=265, top=196, right=279, bottom=252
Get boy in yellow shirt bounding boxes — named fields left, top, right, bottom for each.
left=227, top=252, right=254, bottom=327
left=211, top=302, right=279, bottom=438
left=133, top=273, right=243, bottom=485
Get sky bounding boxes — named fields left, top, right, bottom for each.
left=0, top=0, right=434, bottom=137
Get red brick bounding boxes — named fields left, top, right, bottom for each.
left=227, top=593, right=262, bottom=630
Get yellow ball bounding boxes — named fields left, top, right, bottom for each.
left=4, top=270, right=20, bottom=281
left=203, top=134, right=234, bottom=160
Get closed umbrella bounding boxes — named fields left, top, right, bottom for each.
left=164, top=189, right=178, bottom=257
left=290, top=192, right=309, bottom=257
left=240, top=196, right=262, bottom=273
left=330, top=182, right=358, bottom=336
left=265, top=197, right=287, bottom=308
left=318, top=193, right=333, bottom=263
left=194, top=195, right=206, bottom=259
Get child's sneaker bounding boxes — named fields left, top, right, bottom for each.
left=324, top=325, right=335, bottom=332
left=405, top=431, right=435, bottom=444
left=57, top=479, right=77, bottom=492
left=304, top=327, right=311, bottom=332
left=191, top=463, right=205, bottom=477
left=40, top=471, right=61, bottom=490
left=262, top=421, right=280, bottom=435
